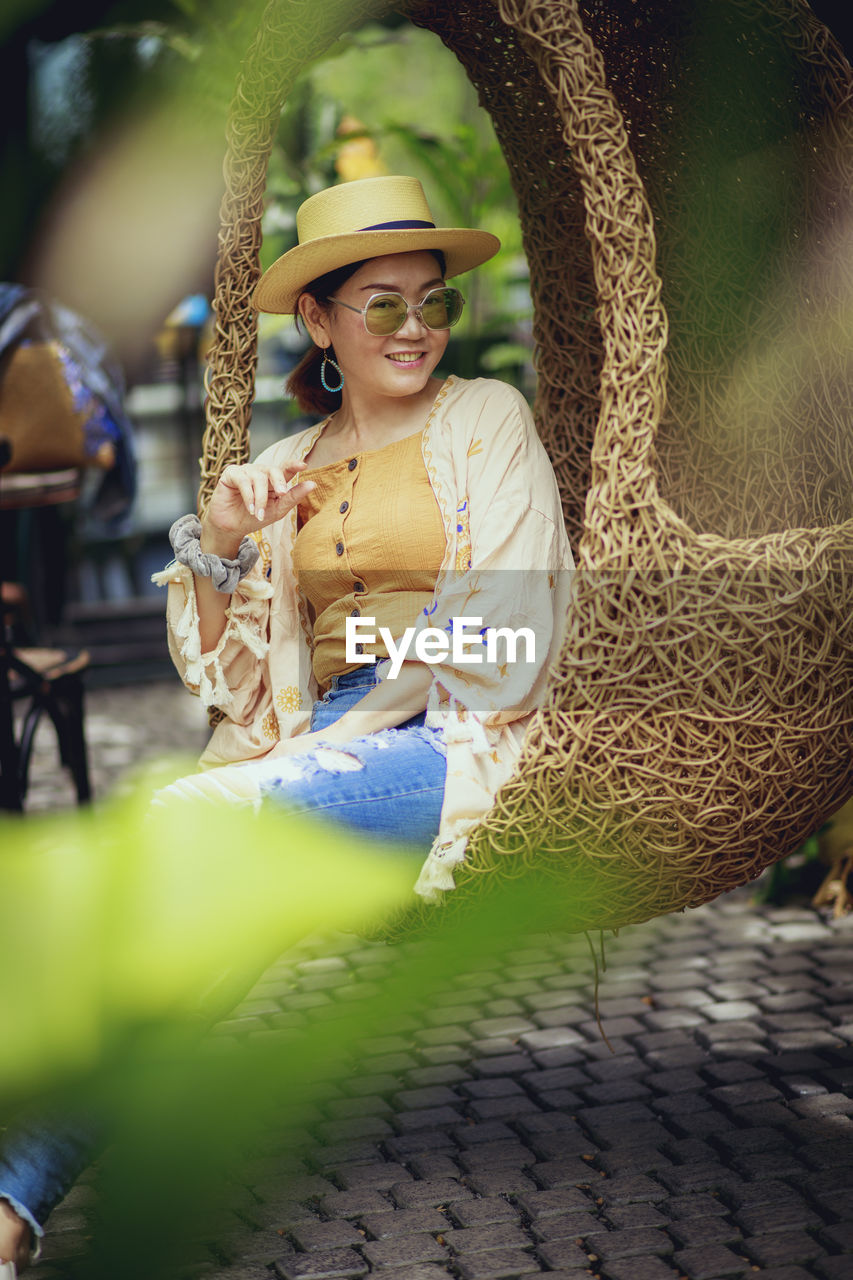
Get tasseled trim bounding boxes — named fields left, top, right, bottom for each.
left=414, top=833, right=469, bottom=901
left=440, top=696, right=497, bottom=753
left=150, top=562, right=184, bottom=588
left=414, top=697, right=503, bottom=902
left=151, top=560, right=273, bottom=710
left=231, top=612, right=269, bottom=659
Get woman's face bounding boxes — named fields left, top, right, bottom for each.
left=304, top=251, right=451, bottom=400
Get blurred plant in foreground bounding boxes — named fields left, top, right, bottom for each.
left=0, top=773, right=594, bottom=1280
left=0, top=775, right=417, bottom=1100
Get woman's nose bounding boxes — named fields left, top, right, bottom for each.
left=396, top=306, right=428, bottom=338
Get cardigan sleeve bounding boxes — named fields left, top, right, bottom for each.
left=413, top=380, right=573, bottom=725
left=152, top=553, right=273, bottom=721
left=151, top=438, right=304, bottom=724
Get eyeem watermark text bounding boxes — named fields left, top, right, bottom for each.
left=345, top=615, right=536, bottom=679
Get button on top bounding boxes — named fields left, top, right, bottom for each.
left=353, top=581, right=365, bottom=593
left=347, top=458, right=358, bottom=471
left=350, top=608, right=360, bottom=618
left=335, top=541, right=344, bottom=556
left=339, top=500, right=349, bottom=514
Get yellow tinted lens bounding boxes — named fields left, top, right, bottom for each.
left=364, top=294, right=407, bottom=335
left=421, top=288, right=462, bottom=330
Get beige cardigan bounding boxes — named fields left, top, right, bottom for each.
left=154, top=376, right=575, bottom=901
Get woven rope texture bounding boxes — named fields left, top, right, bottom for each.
left=202, top=0, right=853, bottom=931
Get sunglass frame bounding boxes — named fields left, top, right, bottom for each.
left=329, top=287, right=465, bottom=336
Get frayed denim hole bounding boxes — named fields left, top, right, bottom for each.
left=258, top=755, right=321, bottom=797
left=314, top=746, right=365, bottom=773
left=327, top=725, right=447, bottom=761
left=409, top=725, right=447, bottom=759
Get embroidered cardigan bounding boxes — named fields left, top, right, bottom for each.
left=154, top=375, right=575, bottom=901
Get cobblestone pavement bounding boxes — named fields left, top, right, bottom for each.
left=17, top=682, right=853, bottom=1280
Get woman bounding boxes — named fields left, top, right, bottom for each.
left=153, top=173, right=574, bottom=892
left=0, top=174, right=573, bottom=1274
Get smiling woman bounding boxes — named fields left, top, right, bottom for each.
left=147, top=175, right=575, bottom=883
left=139, top=175, right=574, bottom=894
left=0, top=175, right=574, bottom=1272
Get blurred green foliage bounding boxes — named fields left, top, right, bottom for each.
left=0, top=775, right=416, bottom=1278
left=0, top=775, right=416, bottom=1102
left=0, top=775, right=594, bottom=1280
left=754, top=825, right=830, bottom=906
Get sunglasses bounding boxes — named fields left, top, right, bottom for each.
left=329, top=286, right=465, bottom=336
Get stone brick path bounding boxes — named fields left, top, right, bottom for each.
left=17, top=682, right=853, bottom=1280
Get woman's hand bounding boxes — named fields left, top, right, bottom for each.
left=202, top=462, right=315, bottom=555
left=192, top=461, right=315, bottom=652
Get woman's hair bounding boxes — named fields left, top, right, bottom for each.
left=286, top=250, right=448, bottom=415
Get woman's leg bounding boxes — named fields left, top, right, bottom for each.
left=0, top=1110, right=95, bottom=1265
left=257, top=721, right=446, bottom=847
left=153, top=666, right=445, bottom=826
left=181, top=665, right=448, bottom=846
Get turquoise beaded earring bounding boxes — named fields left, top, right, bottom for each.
left=320, top=348, right=344, bottom=393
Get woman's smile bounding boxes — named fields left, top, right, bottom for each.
left=386, top=350, right=426, bottom=365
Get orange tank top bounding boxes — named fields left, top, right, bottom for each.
left=293, top=428, right=447, bottom=690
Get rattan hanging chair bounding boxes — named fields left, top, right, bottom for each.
left=199, top=0, right=853, bottom=932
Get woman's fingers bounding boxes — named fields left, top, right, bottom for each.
left=215, top=463, right=314, bottom=528
left=282, top=460, right=308, bottom=484
left=260, top=464, right=304, bottom=515
left=253, top=470, right=270, bottom=520
left=258, top=478, right=315, bottom=525
left=221, top=465, right=258, bottom=517
left=285, top=479, right=316, bottom=506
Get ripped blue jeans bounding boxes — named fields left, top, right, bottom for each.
left=0, top=667, right=446, bottom=1243
left=259, top=664, right=447, bottom=847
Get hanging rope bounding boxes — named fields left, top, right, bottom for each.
left=199, top=0, right=396, bottom=516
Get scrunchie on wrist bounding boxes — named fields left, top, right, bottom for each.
left=169, top=514, right=260, bottom=593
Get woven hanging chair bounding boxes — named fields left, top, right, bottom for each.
left=199, top=0, right=853, bottom=933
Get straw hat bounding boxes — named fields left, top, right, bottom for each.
left=253, top=175, right=501, bottom=314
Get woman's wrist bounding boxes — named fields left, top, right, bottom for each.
left=169, top=515, right=259, bottom=594
left=199, top=521, right=243, bottom=559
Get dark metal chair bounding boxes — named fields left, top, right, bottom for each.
left=0, top=459, right=92, bottom=812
